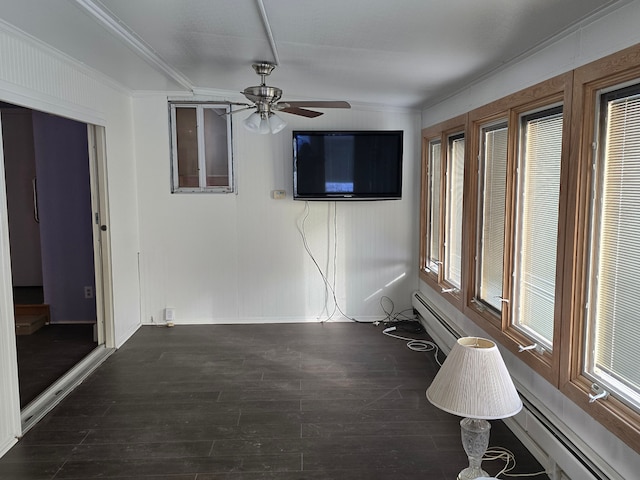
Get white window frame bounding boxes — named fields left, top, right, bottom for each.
left=169, top=102, right=234, bottom=193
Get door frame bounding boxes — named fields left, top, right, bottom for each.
left=0, top=105, right=116, bottom=437
left=88, top=124, right=115, bottom=348
left=0, top=112, right=22, bottom=453
left=18, top=118, right=116, bottom=433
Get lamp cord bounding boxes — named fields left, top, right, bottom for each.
left=382, top=326, right=442, bottom=366
left=484, top=447, right=548, bottom=478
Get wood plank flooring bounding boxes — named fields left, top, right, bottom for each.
left=0, top=323, right=549, bottom=479
left=16, top=324, right=97, bottom=407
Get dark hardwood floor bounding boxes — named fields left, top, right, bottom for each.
left=16, top=324, right=97, bottom=407
left=0, top=323, right=549, bottom=479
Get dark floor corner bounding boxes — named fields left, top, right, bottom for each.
left=0, top=323, right=549, bottom=479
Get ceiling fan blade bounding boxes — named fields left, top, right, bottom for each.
left=229, top=104, right=255, bottom=114
left=282, top=101, right=350, bottom=109
left=280, top=107, right=324, bottom=118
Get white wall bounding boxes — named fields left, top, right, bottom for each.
left=420, top=2, right=640, bottom=477
left=423, top=1, right=640, bottom=126
left=0, top=21, right=141, bottom=455
left=133, top=95, right=421, bottom=325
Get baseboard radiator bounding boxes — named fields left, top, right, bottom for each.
left=411, top=290, right=622, bottom=480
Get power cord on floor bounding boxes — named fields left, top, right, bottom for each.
left=484, top=447, right=548, bottom=478
left=382, top=325, right=442, bottom=366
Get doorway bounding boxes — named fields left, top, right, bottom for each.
left=1, top=103, right=110, bottom=411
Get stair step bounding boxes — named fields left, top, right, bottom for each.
left=15, top=314, right=47, bottom=335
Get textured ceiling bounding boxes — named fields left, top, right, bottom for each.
left=0, top=0, right=629, bottom=108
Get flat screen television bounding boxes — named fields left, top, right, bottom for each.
left=293, top=130, right=403, bottom=201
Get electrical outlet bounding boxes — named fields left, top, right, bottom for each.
left=84, top=286, right=94, bottom=299
left=272, top=190, right=286, bottom=199
left=165, top=308, right=175, bottom=322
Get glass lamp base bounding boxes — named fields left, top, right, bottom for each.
left=457, top=466, right=490, bottom=480
left=457, top=417, right=491, bottom=480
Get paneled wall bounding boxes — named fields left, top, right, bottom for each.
left=133, top=95, right=421, bottom=324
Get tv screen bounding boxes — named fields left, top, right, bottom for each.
left=293, top=130, right=403, bottom=200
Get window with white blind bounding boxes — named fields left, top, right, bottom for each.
left=170, top=103, right=234, bottom=193
left=420, top=55, right=640, bottom=452
left=426, top=139, right=442, bottom=274
left=445, top=133, right=465, bottom=288
left=511, top=106, right=563, bottom=350
left=476, top=122, right=508, bottom=312
left=585, top=84, right=640, bottom=408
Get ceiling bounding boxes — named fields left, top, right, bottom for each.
left=0, top=0, right=629, bottom=109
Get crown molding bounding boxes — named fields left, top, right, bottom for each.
left=74, top=0, right=194, bottom=92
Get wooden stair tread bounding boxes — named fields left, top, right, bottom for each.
left=14, top=305, right=50, bottom=335
left=15, top=314, right=47, bottom=335
left=15, top=314, right=48, bottom=326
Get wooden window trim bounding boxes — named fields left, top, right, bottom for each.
left=465, top=110, right=509, bottom=334
left=560, top=44, right=640, bottom=453
left=419, top=114, right=467, bottom=311
left=422, top=46, right=640, bottom=453
left=419, top=133, right=440, bottom=287
left=461, top=73, right=573, bottom=386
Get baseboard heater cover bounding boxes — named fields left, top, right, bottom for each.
left=411, top=290, right=621, bottom=480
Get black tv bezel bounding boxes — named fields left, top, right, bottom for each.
left=292, top=130, right=403, bottom=201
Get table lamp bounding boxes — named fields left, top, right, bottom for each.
left=426, top=337, right=522, bottom=480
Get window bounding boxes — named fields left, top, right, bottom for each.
left=584, top=84, right=640, bottom=410
left=444, top=133, right=465, bottom=289
left=169, top=103, right=233, bottom=193
left=511, top=106, right=563, bottom=350
left=476, top=121, right=508, bottom=313
left=419, top=116, right=466, bottom=307
left=426, top=139, right=442, bottom=274
left=420, top=49, right=640, bottom=453
left=463, top=79, right=569, bottom=384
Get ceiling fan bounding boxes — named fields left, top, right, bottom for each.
left=234, top=62, right=351, bottom=134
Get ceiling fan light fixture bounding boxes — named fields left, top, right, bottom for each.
left=243, top=112, right=264, bottom=133
left=243, top=111, right=287, bottom=135
left=236, top=63, right=349, bottom=133
left=269, top=112, right=287, bottom=133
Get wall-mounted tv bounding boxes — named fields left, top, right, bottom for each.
left=293, top=130, right=403, bottom=201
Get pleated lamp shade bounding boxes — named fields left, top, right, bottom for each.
left=426, top=337, right=522, bottom=420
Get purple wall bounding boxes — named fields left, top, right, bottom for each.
left=1, top=109, right=43, bottom=286
left=32, top=111, right=96, bottom=323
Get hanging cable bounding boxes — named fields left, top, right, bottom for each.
left=297, top=203, right=414, bottom=324
left=297, top=202, right=361, bottom=322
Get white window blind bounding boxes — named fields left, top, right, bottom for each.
left=445, top=134, right=465, bottom=287
left=512, top=107, right=563, bottom=349
left=587, top=87, right=640, bottom=405
left=427, top=140, right=442, bottom=273
left=477, top=123, right=508, bottom=311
